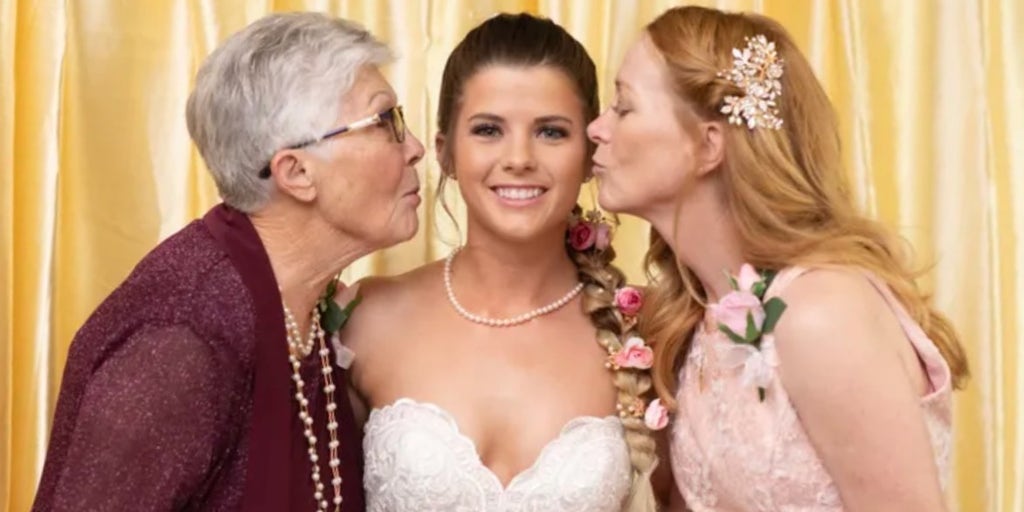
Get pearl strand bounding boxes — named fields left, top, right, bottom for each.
left=284, top=306, right=316, bottom=357
left=444, top=247, right=584, bottom=327
left=283, top=305, right=343, bottom=511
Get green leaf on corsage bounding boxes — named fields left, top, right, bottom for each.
left=718, top=324, right=750, bottom=345
left=320, top=293, right=362, bottom=334
left=751, top=280, right=767, bottom=299
left=727, top=273, right=739, bottom=291
left=761, top=297, right=788, bottom=333
left=744, top=311, right=760, bottom=342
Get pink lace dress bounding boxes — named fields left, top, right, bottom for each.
left=669, top=267, right=952, bottom=511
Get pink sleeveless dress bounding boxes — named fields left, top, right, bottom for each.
left=669, top=267, right=952, bottom=511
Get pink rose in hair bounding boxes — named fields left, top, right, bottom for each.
left=613, top=336, right=654, bottom=370
left=594, top=222, right=611, bottom=251
left=614, top=286, right=643, bottom=316
left=711, top=290, right=765, bottom=337
left=568, top=222, right=597, bottom=251
left=644, top=398, right=669, bottom=430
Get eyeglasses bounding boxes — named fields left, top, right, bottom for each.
left=258, top=105, right=407, bottom=178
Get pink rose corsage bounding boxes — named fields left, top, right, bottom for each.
left=712, top=263, right=787, bottom=401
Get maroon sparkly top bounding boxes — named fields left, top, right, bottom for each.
left=32, top=204, right=366, bottom=511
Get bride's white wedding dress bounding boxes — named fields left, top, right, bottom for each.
left=363, top=398, right=632, bottom=511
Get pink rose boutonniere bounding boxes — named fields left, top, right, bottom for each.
left=710, top=289, right=765, bottom=335
left=711, top=263, right=787, bottom=401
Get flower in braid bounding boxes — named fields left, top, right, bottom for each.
left=567, top=205, right=661, bottom=512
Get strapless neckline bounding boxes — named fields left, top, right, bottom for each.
left=363, top=397, right=632, bottom=512
left=367, top=398, right=618, bottom=489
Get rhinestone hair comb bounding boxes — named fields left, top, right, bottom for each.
left=718, top=34, right=785, bottom=131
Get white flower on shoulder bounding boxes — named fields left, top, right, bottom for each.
left=716, top=333, right=778, bottom=390
left=330, top=332, right=356, bottom=370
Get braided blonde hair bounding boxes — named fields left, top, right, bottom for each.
left=568, top=206, right=659, bottom=512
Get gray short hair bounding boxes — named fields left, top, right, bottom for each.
left=186, top=12, right=392, bottom=212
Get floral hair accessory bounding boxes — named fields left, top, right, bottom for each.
left=711, top=263, right=788, bottom=401
left=617, top=397, right=649, bottom=419
left=718, top=34, right=784, bottom=131
left=607, top=336, right=654, bottom=370
left=595, top=223, right=612, bottom=251
left=644, top=398, right=669, bottom=430
left=614, top=286, right=643, bottom=317
left=601, top=286, right=665, bottom=430
left=568, top=209, right=614, bottom=252
left=602, top=286, right=649, bottom=372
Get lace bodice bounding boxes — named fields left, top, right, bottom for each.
left=670, top=267, right=953, bottom=511
left=363, top=398, right=632, bottom=512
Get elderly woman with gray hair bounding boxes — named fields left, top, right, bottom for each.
left=32, top=12, right=423, bottom=512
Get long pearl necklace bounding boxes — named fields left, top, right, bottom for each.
left=283, top=304, right=343, bottom=511
left=444, top=247, right=584, bottom=327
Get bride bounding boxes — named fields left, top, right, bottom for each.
left=338, top=13, right=660, bottom=512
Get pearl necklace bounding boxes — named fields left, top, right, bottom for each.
left=444, top=247, right=584, bottom=327
left=283, top=304, right=343, bottom=511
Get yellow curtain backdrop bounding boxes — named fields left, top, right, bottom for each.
left=2, top=0, right=1021, bottom=510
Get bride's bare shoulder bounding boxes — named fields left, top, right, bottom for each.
left=336, top=260, right=445, bottom=344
